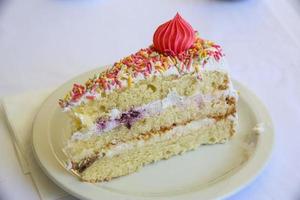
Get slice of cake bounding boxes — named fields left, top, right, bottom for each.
left=59, top=13, right=238, bottom=182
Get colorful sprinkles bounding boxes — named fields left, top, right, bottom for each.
left=59, top=34, right=224, bottom=109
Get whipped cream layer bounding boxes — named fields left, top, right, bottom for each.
left=67, top=117, right=216, bottom=167
left=70, top=87, right=237, bottom=142
left=71, top=90, right=201, bottom=141
left=104, top=117, right=215, bottom=158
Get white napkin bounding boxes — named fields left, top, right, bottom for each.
left=1, top=89, right=73, bottom=200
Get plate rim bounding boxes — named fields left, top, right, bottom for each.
left=32, top=68, right=275, bottom=200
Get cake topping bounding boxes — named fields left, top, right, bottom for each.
left=153, top=13, right=195, bottom=56
left=59, top=18, right=224, bottom=110
left=59, top=35, right=223, bottom=109
left=71, top=84, right=86, bottom=101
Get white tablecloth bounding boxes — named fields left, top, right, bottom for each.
left=0, top=0, right=300, bottom=199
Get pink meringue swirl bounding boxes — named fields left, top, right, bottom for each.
left=153, top=13, right=196, bottom=56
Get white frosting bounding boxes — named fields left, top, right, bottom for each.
left=110, top=108, right=121, bottom=119
left=203, top=51, right=228, bottom=72
left=71, top=120, right=118, bottom=141
left=162, top=90, right=184, bottom=109
left=134, top=73, right=146, bottom=82
left=105, top=143, right=133, bottom=158
left=162, top=66, right=180, bottom=76
left=63, top=91, right=101, bottom=112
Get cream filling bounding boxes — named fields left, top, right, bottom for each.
left=104, top=118, right=215, bottom=158
left=66, top=114, right=239, bottom=163
left=66, top=117, right=216, bottom=165
left=71, top=90, right=192, bottom=141
left=70, top=88, right=237, bottom=142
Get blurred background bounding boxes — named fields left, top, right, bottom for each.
left=0, top=0, right=299, bottom=97
left=0, top=0, right=299, bottom=200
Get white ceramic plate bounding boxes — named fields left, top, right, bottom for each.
left=32, top=68, right=274, bottom=200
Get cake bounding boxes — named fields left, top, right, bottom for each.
left=59, top=13, right=238, bottom=182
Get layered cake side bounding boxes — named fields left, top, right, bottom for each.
left=59, top=14, right=238, bottom=182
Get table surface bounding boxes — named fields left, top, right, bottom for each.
left=1, top=0, right=300, bottom=199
